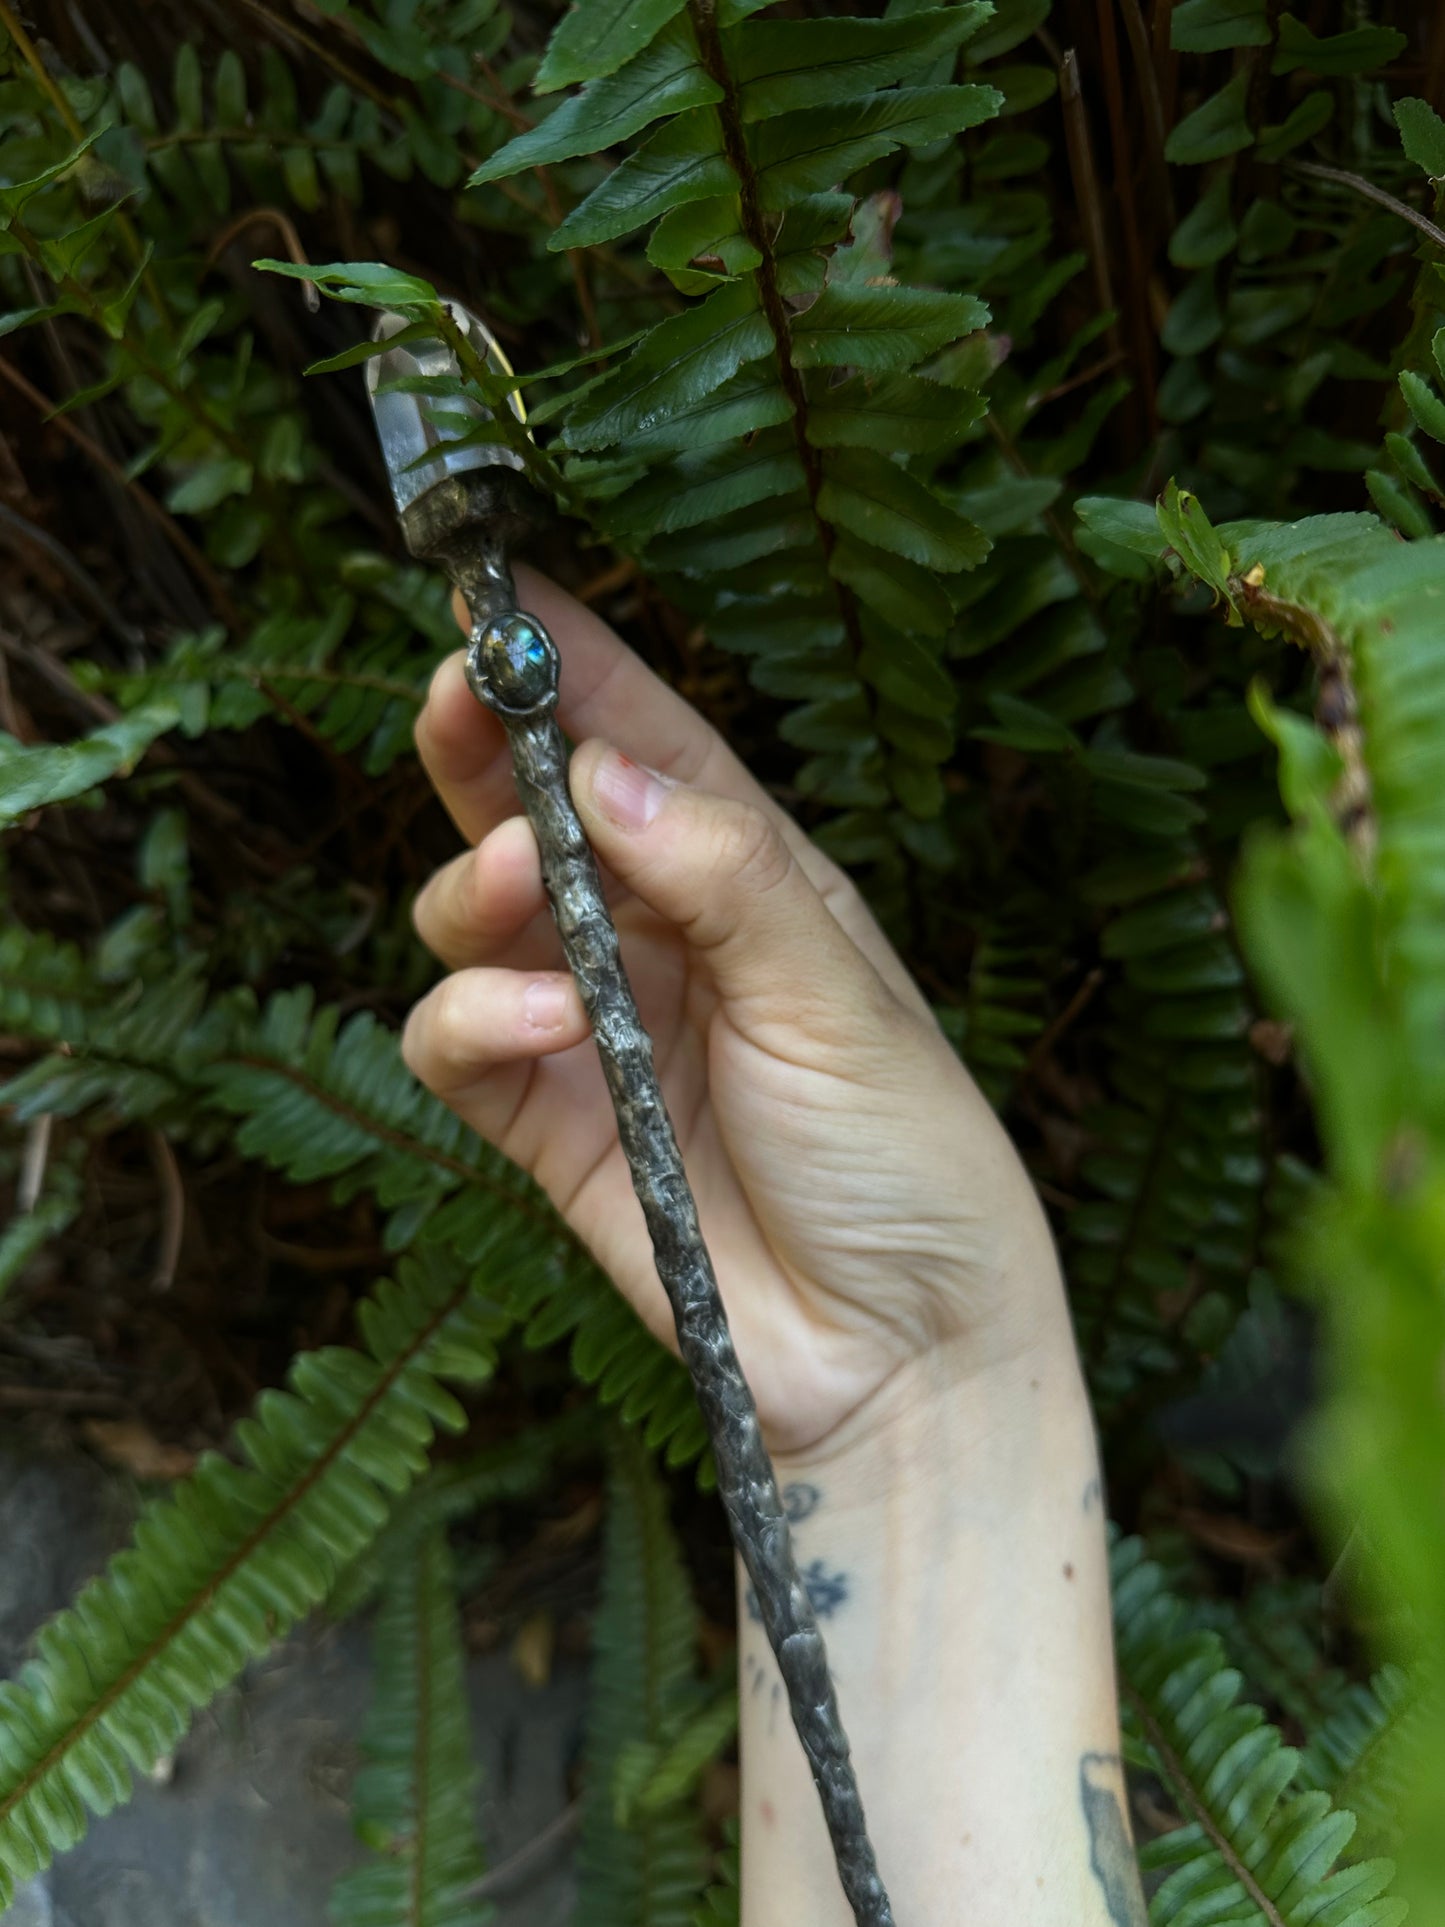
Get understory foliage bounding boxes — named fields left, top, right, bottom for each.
left=1, top=0, right=1443, bottom=1922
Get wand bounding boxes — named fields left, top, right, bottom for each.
left=366, top=304, right=894, bottom=1927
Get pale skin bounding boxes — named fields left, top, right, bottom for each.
left=402, top=564, right=1148, bottom=1926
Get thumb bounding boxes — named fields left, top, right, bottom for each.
left=570, top=740, right=889, bottom=1044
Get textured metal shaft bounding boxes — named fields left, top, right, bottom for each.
left=461, top=589, right=894, bottom=1927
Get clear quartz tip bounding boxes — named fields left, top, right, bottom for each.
left=365, top=302, right=526, bottom=515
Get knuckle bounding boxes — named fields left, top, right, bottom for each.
left=411, top=874, right=440, bottom=947
left=716, top=803, right=792, bottom=901
left=819, top=864, right=866, bottom=928
left=399, top=1001, right=429, bottom=1082
left=413, top=855, right=474, bottom=962
left=416, top=975, right=475, bottom=1073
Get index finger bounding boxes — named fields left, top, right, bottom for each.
left=417, top=564, right=813, bottom=864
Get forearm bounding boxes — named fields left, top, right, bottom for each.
left=737, top=1311, right=1144, bottom=1926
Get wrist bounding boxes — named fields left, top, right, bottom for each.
left=735, top=1306, right=1122, bottom=1927
left=770, top=1311, right=1095, bottom=1518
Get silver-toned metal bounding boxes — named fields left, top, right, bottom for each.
left=367, top=312, right=894, bottom=1927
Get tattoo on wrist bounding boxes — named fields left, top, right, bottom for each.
left=747, top=1557, right=849, bottom=1623
left=1080, top=1754, right=1148, bottom=1927
left=783, top=1481, right=821, bottom=1523
left=1082, top=1474, right=1103, bottom=1514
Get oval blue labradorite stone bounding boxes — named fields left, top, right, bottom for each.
left=479, top=611, right=556, bottom=708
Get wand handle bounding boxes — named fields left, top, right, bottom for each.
left=467, top=604, right=894, bottom=1927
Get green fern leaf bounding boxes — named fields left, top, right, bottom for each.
left=471, top=19, right=720, bottom=182
left=752, top=86, right=1000, bottom=210
left=1298, top=1667, right=1425, bottom=1861
left=623, top=365, right=791, bottom=456
left=562, top=283, right=772, bottom=453
left=693, top=1828, right=740, bottom=1927
left=734, top=7, right=992, bottom=120
left=0, top=706, right=179, bottom=825
left=1170, top=0, right=1271, bottom=54
left=1164, top=70, right=1255, bottom=165
left=606, top=433, right=805, bottom=537
left=618, top=1672, right=738, bottom=1823
left=534, top=0, right=689, bottom=94
left=817, top=448, right=989, bottom=572
left=829, top=537, right=956, bottom=636
left=789, top=286, right=989, bottom=371
left=552, top=109, right=735, bottom=249
left=804, top=371, right=985, bottom=453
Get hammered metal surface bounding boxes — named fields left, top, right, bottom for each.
left=387, top=460, right=893, bottom=1924
left=467, top=605, right=894, bottom=1927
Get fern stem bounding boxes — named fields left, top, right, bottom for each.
left=1291, top=160, right=1445, bottom=254
left=1122, top=1682, right=1289, bottom=1927
left=0, top=0, right=83, bottom=141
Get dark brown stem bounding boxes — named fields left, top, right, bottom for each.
left=1429, top=4, right=1445, bottom=111
left=1114, top=0, right=1175, bottom=230
left=1291, top=160, right=1445, bottom=254
left=1092, top=3, right=1159, bottom=441
left=1059, top=50, right=1125, bottom=369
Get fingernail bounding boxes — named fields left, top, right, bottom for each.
left=524, top=976, right=571, bottom=1032
left=592, top=750, right=672, bottom=831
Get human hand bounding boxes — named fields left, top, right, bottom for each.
left=403, top=566, right=1072, bottom=1460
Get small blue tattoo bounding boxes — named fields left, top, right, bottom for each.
left=783, top=1482, right=821, bottom=1524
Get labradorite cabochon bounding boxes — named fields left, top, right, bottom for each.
left=477, top=611, right=558, bottom=709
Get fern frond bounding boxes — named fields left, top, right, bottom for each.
left=1298, top=1667, right=1424, bottom=1861
left=577, top=1431, right=706, bottom=1927
left=0, top=929, right=709, bottom=1467
left=99, top=569, right=454, bottom=774
left=424, top=1189, right=709, bottom=1470
left=1112, top=1537, right=1405, bottom=1927
left=402, top=2, right=1002, bottom=837
left=0, top=1250, right=502, bottom=1904
left=329, top=1522, right=488, bottom=1927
